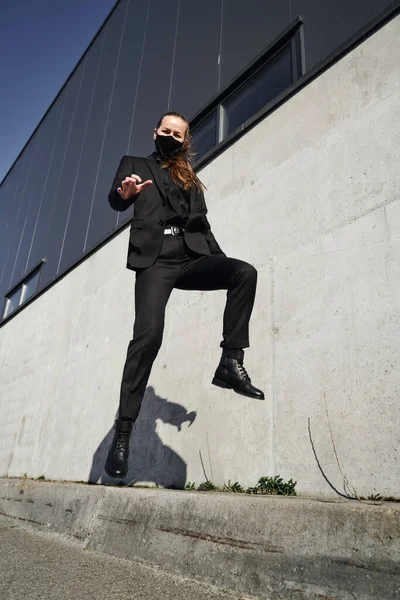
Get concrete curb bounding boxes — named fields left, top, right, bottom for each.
left=0, top=478, right=399, bottom=599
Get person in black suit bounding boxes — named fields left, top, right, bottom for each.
left=105, top=111, right=264, bottom=479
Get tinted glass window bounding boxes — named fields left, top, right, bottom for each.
left=3, top=288, right=22, bottom=318
left=222, top=44, right=292, bottom=138
left=191, top=111, right=218, bottom=162
left=20, top=270, right=41, bottom=304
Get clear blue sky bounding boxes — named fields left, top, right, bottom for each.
left=0, top=0, right=117, bottom=183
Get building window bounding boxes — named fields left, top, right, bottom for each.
left=190, top=18, right=304, bottom=164
left=191, top=110, right=218, bottom=162
left=221, top=44, right=293, bottom=139
left=2, top=263, right=43, bottom=320
left=3, top=288, right=22, bottom=319
left=20, top=269, right=41, bottom=304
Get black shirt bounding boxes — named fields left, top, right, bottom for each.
left=153, top=153, right=190, bottom=227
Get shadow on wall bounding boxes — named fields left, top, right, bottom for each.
left=88, top=386, right=196, bottom=489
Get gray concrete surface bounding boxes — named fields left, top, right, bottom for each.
left=0, top=478, right=399, bottom=600
left=0, top=519, right=243, bottom=600
left=0, top=16, right=399, bottom=498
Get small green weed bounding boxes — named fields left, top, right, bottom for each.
left=246, top=475, right=297, bottom=496
left=197, top=480, right=218, bottom=491
left=223, top=480, right=245, bottom=493
left=367, top=493, right=383, bottom=501
left=186, top=475, right=297, bottom=495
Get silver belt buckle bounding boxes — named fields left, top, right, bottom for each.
left=164, top=226, right=184, bottom=236
left=171, top=226, right=183, bottom=235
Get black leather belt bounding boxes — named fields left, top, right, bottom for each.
left=164, top=226, right=184, bottom=236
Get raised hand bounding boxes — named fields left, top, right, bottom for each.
left=117, top=174, right=153, bottom=200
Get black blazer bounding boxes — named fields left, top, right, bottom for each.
left=108, top=155, right=225, bottom=271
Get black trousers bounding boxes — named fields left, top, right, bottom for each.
left=119, top=235, right=257, bottom=420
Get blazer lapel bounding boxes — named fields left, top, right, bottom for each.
left=144, top=157, right=166, bottom=201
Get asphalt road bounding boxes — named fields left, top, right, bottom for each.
left=0, top=519, right=252, bottom=600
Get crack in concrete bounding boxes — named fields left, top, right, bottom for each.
left=0, top=510, right=45, bottom=526
left=158, top=526, right=284, bottom=554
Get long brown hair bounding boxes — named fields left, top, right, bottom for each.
left=155, top=111, right=204, bottom=192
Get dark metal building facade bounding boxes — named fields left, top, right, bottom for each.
left=0, top=0, right=396, bottom=320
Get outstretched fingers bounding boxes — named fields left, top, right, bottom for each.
left=116, top=175, right=153, bottom=199
left=137, top=179, right=153, bottom=191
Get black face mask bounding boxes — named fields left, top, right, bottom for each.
left=155, top=134, right=184, bottom=158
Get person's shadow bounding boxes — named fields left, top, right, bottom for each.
left=88, top=386, right=196, bottom=489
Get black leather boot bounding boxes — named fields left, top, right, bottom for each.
left=212, top=350, right=265, bottom=400
left=104, top=418, right=133, bottom=478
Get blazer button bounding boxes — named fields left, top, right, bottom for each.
left=159, top=219, right=164, bottom=226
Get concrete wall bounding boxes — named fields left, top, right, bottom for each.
left=1, top=17, right=399, bottom=498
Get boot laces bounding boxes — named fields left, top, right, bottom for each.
left=236, top=359, right=250, bottom=381
left=114, top=432, right=129, bottom=456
